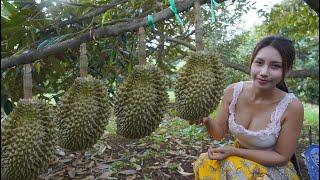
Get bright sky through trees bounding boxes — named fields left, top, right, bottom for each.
left=240, top=0, right=284, bottom=30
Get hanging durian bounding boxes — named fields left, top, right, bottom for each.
left=175, top=52, right=224, bottom=121
left=115, top=27, right=169, bottom=138
left=174, top=1, right=224, bottom=122
left=115, top=64, right=168, bottom=138
left=55, top=43, right=111, bottom=151
left=1, top=64, right=56, bottom=180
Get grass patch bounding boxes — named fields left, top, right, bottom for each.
left=167, top=90, right=175, bottom=103
left=303, top=103, right=319, bottom=126
left=106, top=114, right=117, bottom=134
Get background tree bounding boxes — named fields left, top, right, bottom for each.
left=1, top=0, right=319, bottom=115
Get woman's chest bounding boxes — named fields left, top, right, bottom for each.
left=234, top=98, right=279, bottom=131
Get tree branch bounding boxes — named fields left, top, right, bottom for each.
left=164, top=36, right=196, bottom=51
left=220, top=60, right=319, bottom=79
left=153, top=35, right=320, bottom=79
left=57, top=0, right=129, bottom=28
left=1, top=0, right=216, bottom=71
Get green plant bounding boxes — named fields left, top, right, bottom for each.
left=303, top=103, right=319, bottom=126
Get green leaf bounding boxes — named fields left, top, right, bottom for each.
left=37, top=39, right=51, bottom=50
left=2, top=0, right=17, bottom=15
left=51, top=34, right=71, bottom=44
left=4, top=99, right=14, bottom=115
left=34, top=62, right=41, bottom=74
left=1, top=95, right=8, bottom=108
left=37, top=34, right=72, bottom=50
left=1, top=11, right=10, bottom=20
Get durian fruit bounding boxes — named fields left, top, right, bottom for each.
left=115, top=64, right=168, bottom=139
left=56, top=75, right=111, bottom=151
left=174, top=51, right=224, bottom=122
left=1, top=99, right=56, bottom=180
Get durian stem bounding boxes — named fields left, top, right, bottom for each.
left=157, top=2, right=165, bottom=63
left=138, top=26, right=146, bottom=65
left=194, top=0, right=204, bottom=52
left=23, top=64, right=32, bottom=100
left=80, top=43, right=88, bottom=77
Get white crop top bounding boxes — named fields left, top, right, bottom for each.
left=228, top=81, right=296, bottom=150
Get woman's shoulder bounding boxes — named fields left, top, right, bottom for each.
left=224, top=82, right=240, bottom=94
left=286, top=95, right=303, bottom=114
left=223, top=81, right=249, bottom=94
left=222, top=81, right=245, bottom=102
left=282, top=94, right=304, bottom=124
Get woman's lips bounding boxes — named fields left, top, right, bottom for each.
left=257, top=78, right=268, bottom=85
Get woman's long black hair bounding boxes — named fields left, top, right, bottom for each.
left=250, top=36, right=302, bottom=177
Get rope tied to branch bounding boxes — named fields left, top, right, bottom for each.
left=211, top=0, right=219, bottom=23
left=169, top=0, right=184, bottom=27
left=147, top=15, right=156, bottom=30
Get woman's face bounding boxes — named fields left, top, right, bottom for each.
left=250, top=46, right=283, bottom=90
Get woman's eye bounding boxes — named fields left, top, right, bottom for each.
left=255, top=61, right=263, bottom=65
left=272, top=65, right=281, bottom=68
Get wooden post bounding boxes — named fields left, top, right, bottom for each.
left=138, top=27, right=146, bottom=65
left=80, top=43, right=88, bottom=77
left=194, top=0, right=204, bottom=52
left=23, top=64, right=32, bottom=100
left=157, top=1, right=165, bottom=63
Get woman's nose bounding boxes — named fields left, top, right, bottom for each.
left=259, top=66, right=270, bottom=76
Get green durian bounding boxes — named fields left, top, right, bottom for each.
left=115, top=65, right=168, bottom=138
left=56, top=75, right=111, bottom=151
left=175, top=51, right=224, bottom=121
left=1, top=99, right=56, bottom=180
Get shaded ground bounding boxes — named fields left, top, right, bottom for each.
left=38, top=115, right=319, bottom=180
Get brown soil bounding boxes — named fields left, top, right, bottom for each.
left=39, top=123, right=319, bottom=180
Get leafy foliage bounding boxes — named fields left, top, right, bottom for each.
left=1, top=0, right=319, bottom=116
left=206, top=0, right=319, bottom=103
left=256, top=0, right=319, bottom=103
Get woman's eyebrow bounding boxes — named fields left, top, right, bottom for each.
left=256, top=57, right=282, bottom=63
left=271, top=61, right=282, bottom=64
left=255, top=57, right=265, bottom=61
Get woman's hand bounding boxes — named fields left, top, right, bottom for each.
left=207, top=145, right=236, bottom=160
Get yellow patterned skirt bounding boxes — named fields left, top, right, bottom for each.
left=193, top=141, right=299, bottom=180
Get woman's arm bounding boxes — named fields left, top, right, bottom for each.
left=201, top=83, right=235, bottom=140
left=209, top=98, right=304, bottom=166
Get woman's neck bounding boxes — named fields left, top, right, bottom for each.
left=249, top=83, right=278, bottom=103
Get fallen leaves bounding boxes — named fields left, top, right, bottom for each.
left=38, top=119, right=238, bottom=179
left=118, top=169, right=137, bottom=175
left=67, top=168, right=76, bottom=178
left=96, top=170, right=113, bottom=179
left=177, top=163, right=193, bottom=176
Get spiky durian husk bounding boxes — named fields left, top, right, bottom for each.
left=1, top=99, right=56, bottom=180
left=115, top=65, right=168, bottom=139
left=175, top=51, right=225, bottom=121
left=56, top=76, right=111, bottom=151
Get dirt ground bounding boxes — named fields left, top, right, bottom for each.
left=39, top=120, right=319, bottom=180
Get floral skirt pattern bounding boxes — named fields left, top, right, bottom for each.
left=193, top=141, right=299, bottom=180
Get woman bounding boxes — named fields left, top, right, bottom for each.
left=193, top=36, right=304, bottom=179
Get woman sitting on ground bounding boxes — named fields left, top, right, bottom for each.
left=193, top=35, right=304, bottom=180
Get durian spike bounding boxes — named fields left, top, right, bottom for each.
left=194, top=0, right=204, bottom=52
left=23, top=64, right=32, bottom=100
left=80, top=43, right=88, bottom=77
left=138, top=26, right=146, bottom=65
